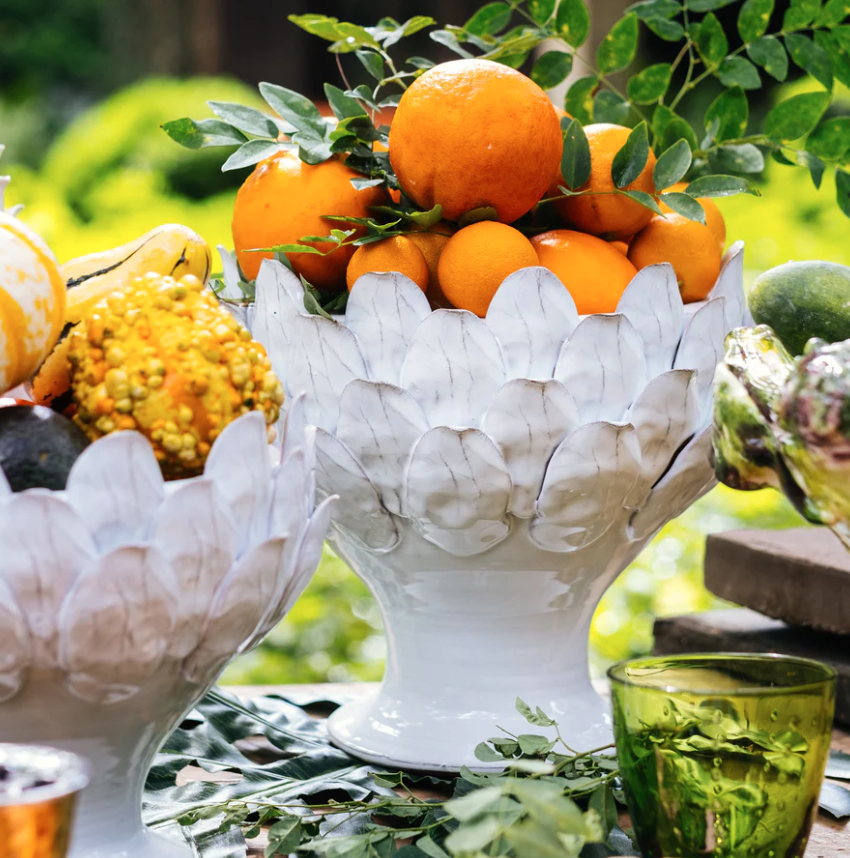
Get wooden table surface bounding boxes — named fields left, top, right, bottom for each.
left=208, top=685, right=849, bottom=857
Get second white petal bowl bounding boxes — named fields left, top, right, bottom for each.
left=241, top=245, right=747, bottom=771
left=0, top=405, right=332, bottom=858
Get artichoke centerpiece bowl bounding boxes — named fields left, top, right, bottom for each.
left=0, top=406, right=333, bottom=858
left=238, top=244, right=748, bottom=772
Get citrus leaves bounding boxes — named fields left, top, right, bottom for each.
left=598, top=14, right=639, bottom=73
left=628, top=63, right=673, bottom=103
left=163, top=0, right=850, bottom=226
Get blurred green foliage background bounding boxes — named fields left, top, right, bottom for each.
left=3, top=69, right=847, bottom=687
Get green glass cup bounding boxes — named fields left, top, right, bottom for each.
left=609, top=653, right=836, bottom=858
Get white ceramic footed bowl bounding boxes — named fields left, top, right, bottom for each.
left=242, top=245, right=747, bottom=771
left=0, top=406, right=332, bottom=858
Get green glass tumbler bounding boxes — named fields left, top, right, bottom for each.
left=609, top=653, right=836, bottom=858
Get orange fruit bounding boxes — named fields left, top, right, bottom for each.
left=346, top=235, right=429, bottom=292
left=553, top=123, right=657, bottom=240
left=628, top=214, right=721, bottom=303
left=232, top=150, right=388, bottom=286
left=609, top=239, right=630, bottom=255
left=531, top=230, right=638, bottom=314
left=438, top=221, right=539, bottom=317
left=407, top=221, right=457, bottom=307
left=389, top=59, right=562, bottom=224
left=659, top=182, right=726, bottom=251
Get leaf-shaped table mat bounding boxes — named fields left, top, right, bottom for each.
left=144, top=685, right=850, bottom=857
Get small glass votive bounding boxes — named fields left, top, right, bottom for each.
left=609, top=652, right=836, bottom=858
left=0, top=744, right=89, bottom=858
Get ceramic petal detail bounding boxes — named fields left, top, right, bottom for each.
left=485, top=267, right=579, bottom=380
left=183, top=538, right=287, bottom=682
left=554, top=314, right=647, bottom=423
left=0, top=579, right=30, bottom=702
left=630, top=427, right=716, bottom=540
left=59, top=545, right=179, bottom=704
left=531, top=422, right=642, bottom=552
left=250, top=258, right=304, bottom=375
left=405, top=427, right=511, bottom=553
left=66, top=432, right=164, bottom=553
left=151, top=479, right=237, bottom=659
left=617, top=264, right=684, bottom=380
left=625, top=369, right=699, bottom=507
left=481, top=379, right=579, bottom=518
left=337, top=380, right=428, bottom=515
left=674, top=297, right=729, bottom=419
left=400, top=310, right=505, bottom=427
left=711, top=242, right=745, bottom=332
left=314, top=428, right=399, bottom=552
left=0, top=493, right=95, bottom=667
left=203, top=411, right=271, bottom=554
left=285, top=314, right=369, bottom=431
left=345, top=273, right=431, bottom=384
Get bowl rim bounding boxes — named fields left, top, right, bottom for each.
left=607, top=651, right=837, bottom=697
left=0, top=744, right=89, bottom=806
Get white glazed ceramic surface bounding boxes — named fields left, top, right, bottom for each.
left=0, top=405, right=332, bottom=858
left=239, top=245, right=747, bottom=771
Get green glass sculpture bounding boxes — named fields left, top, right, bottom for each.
left=609, top=653, right=836, bottom=858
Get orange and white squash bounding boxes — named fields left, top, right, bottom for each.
left=0, top=156, right=66, bottom=395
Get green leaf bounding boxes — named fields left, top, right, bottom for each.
left=259, top=83, right=326, bottom=136
left=162, top=117, right=248, bottom=150
left=738, top=0, right=774, bottom=41
left=817, top=29, right=850, bottom=88
left=415, top=837, right=450, bottom=858
left=654, top=139, right=693, bottom=188
left=532, top=51, right=574, bottom=89
left=594, top=91, right=631, bottom=124
left=406, top=56, right=435, bottom=69
left=797, top=149, right=826, bottom=187
left=705, top=86, right=749, bottom=141
left=293, top=130, right=334, bottom=165
left=660, top=116, right=699, bottom=153
left=465, top=2, right=512, bottom=35
left=444, top=818, right=502, bottom=853
left=266, top=816, right=302, bottom=856
left=653, top=104, right=675, bottom=139
left=645, top=17, right=687, bottom=39
left=715, top=142, right=765, bottom=172
left=355, top=50, right=384, bottom=81
left=612, top=122, right=650, bottom=187
left=627, top=63, right=673, bottom=103
left=288, top=14, right=346, bottom=41
left=474, top=742, right=504, bottom=762
left=333, top=22, right=382, bottom=53
left=686, top=173, right=760, bottom=196
left=221, top=139, right=284, bottom=171
left=323, top=84, right=368, bottom=120
left=717, top=56, right=762, bottom=89
left=765, top=91, right=831, bottom=141
left=597, top=13, right=639, bottom=73
left=819, top=0, right=850, bottom=25
left=837, top=167, right=850, bottom=218
left=516, top=697, right=557, bottom=726
left=206, top=101, right=279, bottom=138
left=690, top=0, right=738, bottom=10
left=696, top=13, right=729, bottom=67
left=783, top=0, right=822, bottom=29
left=747, top=36, right=789, bottom=80
left=622, top=189, right=666, bottom=214
left=566, top=77, right=597, bottom=124
left=629, top=0, right=682, bottom=19
left=517, top=734, right=557, bottom=755
left=529, top=0, right=558, bottom=22
left=429, top=29, right=474, bottom=57
left=807, top=116, right=850, bottom=160
left=785, top=33, right=834, bottom=89
left=445, top=786, right=504, bottom=822
left=659, top=191, right=707, bottom=222
left=561, top=119, right=592, bottom=189
left=557, top=0, right=591, bottom=47
left=589, top=787, right=618, bottom=837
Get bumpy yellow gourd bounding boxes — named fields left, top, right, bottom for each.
left=68, top=271, right=284, bottom=478
left=0, top=152, right=66, bottom=395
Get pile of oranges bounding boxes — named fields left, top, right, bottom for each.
left=232, top=58, right=726, bottom=317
